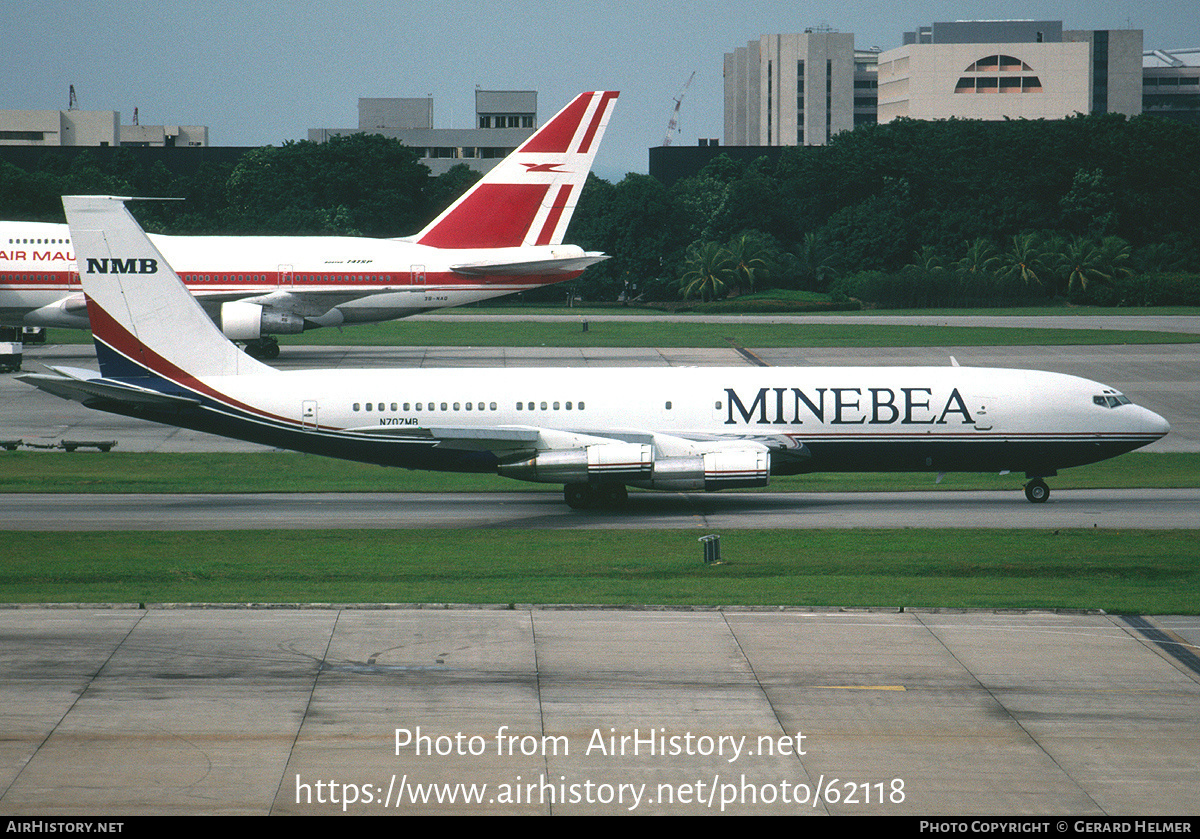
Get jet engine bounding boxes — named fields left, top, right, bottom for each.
left=631, top=449, right=771, bottom=491
left=498, top=443, right=653, bottom=484
left=499, top=443, right=770, bottom=491
left=220, top=302, right=306, bottom=340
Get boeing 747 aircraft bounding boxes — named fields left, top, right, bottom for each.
left=21, top=196, right=1170, bottom=508
left=0, top=91, right=618, bottom=357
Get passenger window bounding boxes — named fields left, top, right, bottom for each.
left=516, top=402, right=523, bottom=410
left=353, top=403, right=360, bottom=412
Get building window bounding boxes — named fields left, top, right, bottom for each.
left=955, top=55, right=1041, bottom=94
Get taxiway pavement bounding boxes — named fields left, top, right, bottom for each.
left=1, top=606, right=1197, bottom=816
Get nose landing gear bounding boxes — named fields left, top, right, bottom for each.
left=1024, top=478, right=1050, bottom=504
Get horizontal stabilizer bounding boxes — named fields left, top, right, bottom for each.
left=450, top=251, right=609, bottom=277
left=19, top=369, right=201, bottom=409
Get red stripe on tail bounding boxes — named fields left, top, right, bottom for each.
left=535, top=185, right=574, bottom=246
left=577, top=91, right=619, bottom=154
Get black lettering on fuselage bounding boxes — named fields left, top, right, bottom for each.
left=726, top=387, right=769, bottom=424
left=724, top=386, right=974, bottom=426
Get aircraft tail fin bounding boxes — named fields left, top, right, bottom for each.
left=414, top=90, right=618, bottom=249
left=62, top=195, right=274, bottom=380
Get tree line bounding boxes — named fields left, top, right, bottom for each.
left=3, top=112, right=1199, bottom=308
left=567, top=113, right=1200, bottom=308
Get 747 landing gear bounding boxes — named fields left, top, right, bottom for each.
left=1024, top=478, right=1050, bottom=504
left=242, top=337, right=280, bottom=360
left=563, top=482, right=628, bottom=510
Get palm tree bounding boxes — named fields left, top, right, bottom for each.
left=954, top=238, right=1001, bottom=277
left=679, top=241, right=736, bottom=302
left=1058, top=235, right=1132, bottom=296
left=1001, top=233, right=1048, bottom=287
left=797, top=232, right=839, bottom=291
left=725, top=233, right=772, bottom=296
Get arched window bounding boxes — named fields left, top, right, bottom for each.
left=955, top=55, right=1042, bottom=93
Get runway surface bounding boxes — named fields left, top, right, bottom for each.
left=5, top=488, right=1199, bottom=531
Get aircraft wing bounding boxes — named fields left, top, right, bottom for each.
left=192, top=289, right=369, bottom=314
left=343, top=424, right=811, bottom=467
left=18, top=366, right=201, bottom=409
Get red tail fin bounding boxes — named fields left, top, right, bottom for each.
left=415, top=91, right=618, bottom=249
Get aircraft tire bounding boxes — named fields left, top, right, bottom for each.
left=1024, top=478, right=1050, bottom=504
left=596, top=483, right=628, bottom=508
left=564, top=483, right=594, bottom=510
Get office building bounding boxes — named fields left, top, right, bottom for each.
left=877, top=21, right=1142, bottom=123
left=309, top=90, right=537, bottom=174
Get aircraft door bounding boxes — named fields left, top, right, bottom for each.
left=301, top=400, right=318, bottom=429
left=278, top=264, right=294, bottom=287
left=411, top=265, right=426, bottom=285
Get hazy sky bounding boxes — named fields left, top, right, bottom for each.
left=4, top=1, right=1198, bottom=181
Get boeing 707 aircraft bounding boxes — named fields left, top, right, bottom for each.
left=0, top=91, right=618, bottom=357
left=21, top=195, right=1170, bottom=508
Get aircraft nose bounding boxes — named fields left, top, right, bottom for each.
left=1142, top=407, right=1170, bottom=439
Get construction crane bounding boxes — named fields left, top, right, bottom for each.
left=661, top=71, right=695, bottom=146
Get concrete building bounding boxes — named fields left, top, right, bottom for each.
left=1143, top=47, right=1200, bottom=126
left=724, top=30, right=877, bottom=147
left=309, top=90, right=537, bottom=175
left=877, top=21, right=1142, bottom=124
left=0, top=108, right=207, bottom=147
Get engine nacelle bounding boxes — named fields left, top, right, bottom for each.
left=220, top=302, right=306, bottom=340
left=632, top=449, right=771, bottom=492
left=498, top=443, right=653, bottom=484
left=500, top=442, right=770, bottom=493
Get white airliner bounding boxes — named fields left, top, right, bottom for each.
left=22, top=196, right=1170, bottom=508
left=0, top=91, right=618, bottom=357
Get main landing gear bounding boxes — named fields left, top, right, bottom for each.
left=242, top=337, right=280, bottom=360
left=1024, top=478, right=1050, bottom=504
left=564, top=482, right=629, bottom=510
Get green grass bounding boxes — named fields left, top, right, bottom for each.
left=2, top=528, right=1197, bottom=613
left=2, top=451, right=1197, bottom=494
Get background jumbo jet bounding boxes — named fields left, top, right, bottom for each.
left=0, top=91, right=618, bottom=357
left=23, top=196, right=1170, bottom=509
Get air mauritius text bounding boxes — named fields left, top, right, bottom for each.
left=396, top=727, right=807, bottom=763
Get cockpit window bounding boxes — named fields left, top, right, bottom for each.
left=1094, top=394, right=1132, bottom=409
